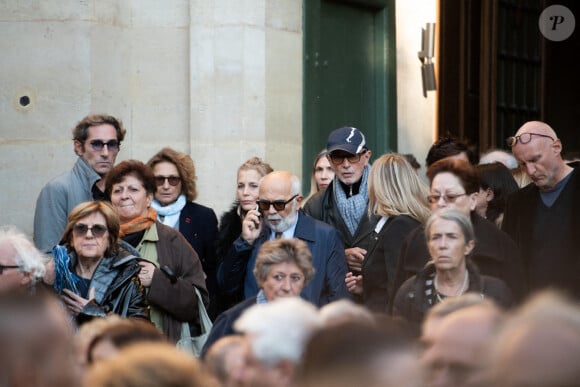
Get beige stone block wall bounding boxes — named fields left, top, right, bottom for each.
left=1, top=0, right=436, bottom=238
left=0, top=0, right=304, bottom=236
left=189, top=0, right=303, bottom=215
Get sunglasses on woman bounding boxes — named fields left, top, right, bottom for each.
left=73, top=223, right=108, bottom=238
left=155, top=175, right=181, bottom=187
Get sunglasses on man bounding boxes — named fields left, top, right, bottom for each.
left=88, top=140, right=120, bottom=152
left=256, top=195, right=299, bottom=212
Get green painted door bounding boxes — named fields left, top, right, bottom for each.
left=303, top=0, right=397, bottom=190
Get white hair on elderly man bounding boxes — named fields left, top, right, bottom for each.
left=234, top=297, right=321, bottom=367
left=0, top=226, right=47, bottom=283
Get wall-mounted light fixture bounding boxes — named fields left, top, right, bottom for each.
left=418, top=22, right=436, bottom=98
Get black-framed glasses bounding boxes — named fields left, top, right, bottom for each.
left=89, top=140, right=120, bottom=152
left=73, top=223, right=108, bottom=238
left=328, top=150, right=367, bottom=165
left=0, top=264, right=22, bottom=275
left=256, top=194, right=299, bottom=212
left=155, top=175, right=181, bottom=187
left=506, top=133, right=554, bottom=147
left=427, top=193, right=467, bottom=204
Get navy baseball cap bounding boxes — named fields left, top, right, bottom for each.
left=326, top=127, right=367, bottom=155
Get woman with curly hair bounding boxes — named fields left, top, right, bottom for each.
left=147, top=148, right=218, bottom=317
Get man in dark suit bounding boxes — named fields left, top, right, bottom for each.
left=503, top=121, right=580, bottom=298
left=217, top=170, right=350, bottom=307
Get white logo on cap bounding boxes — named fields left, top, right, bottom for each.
left=346, top=128, right=356, bottom=143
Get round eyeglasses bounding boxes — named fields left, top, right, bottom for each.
left=506, top=133, right=554, bottom=147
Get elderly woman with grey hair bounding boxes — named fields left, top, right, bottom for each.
left=393, top=209, right=513, bottom=327
left=201, top=238, right=315, bottom=357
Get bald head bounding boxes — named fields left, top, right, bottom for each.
left=261, top=171, right=299, bottom=194
left=515, top=120, right=557, bottom=138
left=511, top=121, right=571, bottom=191
left=259, top=171, right=302, bottom=200
left=422, top=304, right=503, bottom=387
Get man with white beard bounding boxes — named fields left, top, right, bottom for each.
left=218, top=171, right=350, bottom=306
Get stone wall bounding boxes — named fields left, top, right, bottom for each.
left=0, top=0, right=303, bottom=235
left=0, top=0, right=435, bottom=237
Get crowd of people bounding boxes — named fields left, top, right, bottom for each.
left=1, top=114, right=579, bottom=387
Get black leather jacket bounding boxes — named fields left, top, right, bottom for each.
left=54, top=245, right=149, bottom=323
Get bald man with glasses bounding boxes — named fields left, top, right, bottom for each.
left=217, top=170, right=350, bottom=307
left=502, top=121, right=580, bottom=298
left=34, top=114, right=126, bottom=253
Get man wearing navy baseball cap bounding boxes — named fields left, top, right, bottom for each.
left=304, top=127, right=379, bottom=279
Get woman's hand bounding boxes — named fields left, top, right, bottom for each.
left=138, top=261, right=156, bottom=288
left=345, top=272, right=363, bottom=295
left=241, top=207, right=262, bottom=245
left=61, top=288, right=94, bottom=316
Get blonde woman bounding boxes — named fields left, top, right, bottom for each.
left=302, top=149, right=334, bottom=207
left=214, top=157, right=273, bottom=315
left=345, top=153, right=431, bottom=313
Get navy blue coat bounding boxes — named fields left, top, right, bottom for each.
left=217, top=211, right=351, bottom=306
left=175, top=201, right=220, bottom=319
left=200, top=296, right=256, bottom=358
left=178, top=201, right=218, bottom=273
